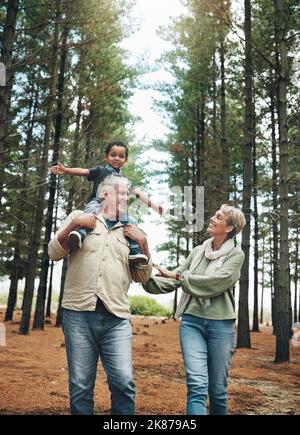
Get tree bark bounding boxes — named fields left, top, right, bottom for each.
left=194, top=93, right=205, bottom=247
left=172, top=233, right=180, bottom=319
left=237, top=0, right=253, bottom=348
left=220, top=36, right=228, bottom=202
left=293, top=227, right=298, bottom=323
left=33, top=23, right=69, bottom=330
left=274, top=0, right=291, bottom=363
left=4, top=79, right=38, bottom=321
left=260, top=235, right=265, bottom=325
left=252, top=114, right=259, bottom=332
left=55, top=95, right=83, bottom=327
left=211, top=46, right=218, bottom=215
left=0, top=0, right=19, bottom=203
left=19, top=1, right=61, bottom=335
left=270, top=68, right=280, bottom=335
left=46, top=175, right=60, bottom=318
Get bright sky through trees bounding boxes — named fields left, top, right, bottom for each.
left=123, top=0, right=186, bottom=142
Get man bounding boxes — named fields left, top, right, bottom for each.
left=48, top=174, right=152, bottom=415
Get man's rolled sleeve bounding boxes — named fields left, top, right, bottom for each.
left=48, top=236, right=69, bottom=261
left=134, top=258, right=153, bottom=283
left=48, top=210, right=82, bottom=261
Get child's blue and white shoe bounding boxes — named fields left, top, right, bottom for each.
left=129, top=253, right=148, bottom=266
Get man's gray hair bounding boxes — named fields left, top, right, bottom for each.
left=96, top=174, right=130, bottom=199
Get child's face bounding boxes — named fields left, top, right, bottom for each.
left=106, top=145, right=127, bottom=170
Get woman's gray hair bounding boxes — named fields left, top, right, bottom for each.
left=96, top=174, right=130, bottom=199
left=221, top=204, right=246, bottom=238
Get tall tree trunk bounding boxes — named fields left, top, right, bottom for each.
left=172, top=233, right=180, bottom=319
left=252, top=118, right=259, bottom=332
left=293, top=227, right=298, bottom=323
left=19, top=2, right=61, bottom=335
left=46, top=261, right=54, bottom=318
left=56, top=258, right=68, bottom=327
left=260, top=235, right=265, bottom=324
left=274, top=0, right=291, bottom=363
left=194, top=93, right=205, bottom=247
left=56, top=96, right=83, bottom=327
left=46, top=177, right=60, bottom=318
left=220, top=37, right=228, bottom=202
left=298, top=256, right=300, bottom=322
left=211, top=47, right=218, bottom=215
left=237, top=0, right=253, bottom=349
left=4, top=80, right=38, bottom=321
left=270, top=67, right=279, bottom=335
left=33, top=24, right=68, bottom=330
left=185, top=233, right=190, bottom=258
left=0, top=0, right=19, bottom=203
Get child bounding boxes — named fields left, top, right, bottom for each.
left=51, top=141, right=164, bottom=266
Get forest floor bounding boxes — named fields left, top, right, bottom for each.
left=0, top=309, right=299, bottom=415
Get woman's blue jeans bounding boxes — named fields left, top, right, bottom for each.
left=62, top=299, right=135, bottom=415
left=180, top=314, right=235, bottom=415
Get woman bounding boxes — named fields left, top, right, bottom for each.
left=143, top=204, right=246, bottom=415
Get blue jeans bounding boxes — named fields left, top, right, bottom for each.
left=83, top=198, right=141, bottom=255
left=180, top=314, right=235, bottom=415
left=62, top=299, right=135, bottom=415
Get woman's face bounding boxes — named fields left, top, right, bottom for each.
left=207, top=209, right=233, bottom=238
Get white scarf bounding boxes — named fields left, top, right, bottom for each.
left=174, top=237, right=235, bottom=318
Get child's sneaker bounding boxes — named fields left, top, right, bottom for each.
left=68, top=231, right=82, bottom=251
left=129, top=253, right=148, bottom=266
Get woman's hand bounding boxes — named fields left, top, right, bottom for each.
left=153, top=264, right=177, bottom=279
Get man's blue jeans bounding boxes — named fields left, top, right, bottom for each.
left=180, top=314, right=235, bottom=415
left=62, top=299, right=135, bottom=415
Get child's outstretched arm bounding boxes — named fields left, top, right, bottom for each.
left=132, top=187, right=165, bottom=216
left=50, top=161, right=90, bottom=177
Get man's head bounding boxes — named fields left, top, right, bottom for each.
left=97, top=174, right=130, bottom=219
left=105, top=142, right=128, bottom=170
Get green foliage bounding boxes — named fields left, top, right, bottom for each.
left=130, top=296, right=172, bottom=318
left=0, top=0, right=147, bottom=291
left=154, top=0, right=242, bottom=262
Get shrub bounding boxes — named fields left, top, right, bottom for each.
left=130, top=296, right=172, bottom=318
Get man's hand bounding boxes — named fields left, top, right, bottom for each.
left=124, top=224, right=151, bottom=260
left=57, top=213, right=96, bottom=251
left=50, top=161, right=66, bottom=175
left=123, top=224, right=146, bottom=243
left=153, top=264, right=177, bottom=279
left=73, top=213, right=97, bottom=230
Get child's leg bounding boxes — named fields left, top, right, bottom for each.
left=79, top=198, right=102, bottom=238
left=84, top=198, right=102, bottom=214
left=68, top=198, right=101, bottom=251
left=120, top=214, right=148, bottom=265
